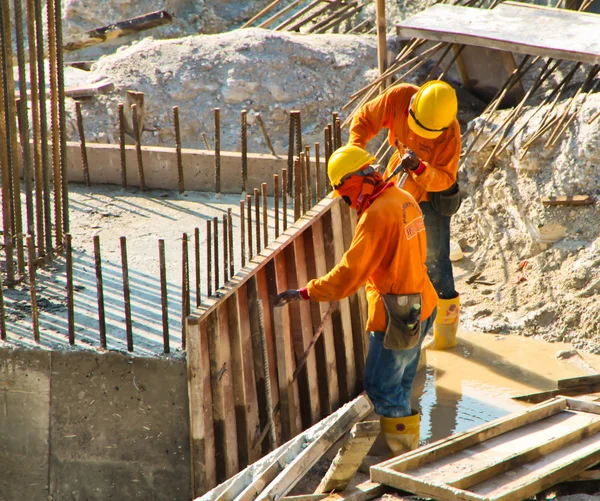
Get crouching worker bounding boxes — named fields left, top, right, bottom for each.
left=272, top=145, right=438, bottom=456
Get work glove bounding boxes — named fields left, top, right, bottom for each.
left=399, top=149, right=421, bottom=171
left=273, top=289, right=307, bottom=308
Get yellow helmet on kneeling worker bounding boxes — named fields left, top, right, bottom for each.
left=408, top=80, right=458, bottom=140
left=327, top=145, right=375, bottom=190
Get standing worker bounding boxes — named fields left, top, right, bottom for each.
left=348, top=80, right=462, bottom=351
left=273, top=145, right=437, bottom=455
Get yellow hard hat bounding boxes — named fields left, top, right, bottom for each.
left=408, top=80, right=458, bottom=139
left=327, top=145, right=375, bottom=189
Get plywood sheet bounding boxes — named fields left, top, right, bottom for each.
left=396, top=4, right=600, bottom=65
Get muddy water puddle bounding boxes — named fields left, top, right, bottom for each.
left=413, top=331, right=600, bottom=444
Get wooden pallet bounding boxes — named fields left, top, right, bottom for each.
left=371, top=397, right=600, bottom=501
left=187, top=197, right=369, bottom=496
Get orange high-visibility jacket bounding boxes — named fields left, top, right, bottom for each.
left=306, top=187, right=438, bottom=332
left=349, top=83, right=461, bottom=203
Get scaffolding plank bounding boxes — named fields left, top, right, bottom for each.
left=395, top=4, right=600, bottom=65
left=371, top=398, right=600, bottom=501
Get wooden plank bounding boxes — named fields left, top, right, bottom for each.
left=566, top=468, right=600, bottom=482
left=292, top=233, right=321, bottom=425
left=330, top=201, right=356, bottom=398
left=513, top=386, right=600, bottom=404
left=395, top=4, right=600, bottom=65
left=340, top=203, right=365, bottom=386
left=188, top=197, right=335, bottom=326
left=559, top=375, right=600, bottom=390
left=64, top=80, right=115, bottom=98
left=187, top=318, right=217, bottom=496
left=210, top=303, right=239, bottom=480
left=229, top=289, right=261, bottom=467
left=254, top=395, right=374, bottom=501
left=348, top=210, right=369, bottom=347
left=257, top=267, right=283, bottom=445
left=541, top=195, right=594, bottom=207
left=310, top=218, right=339, bottom=413
left=315, top=421, right=380, bottom=493
left=284, top=482, right=388, bottom=501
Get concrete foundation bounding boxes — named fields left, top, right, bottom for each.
left=0, top=348, right=191, bottom=501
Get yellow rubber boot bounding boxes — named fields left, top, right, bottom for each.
left=380, top=412, right=420, bottom=456
left=424, top=295, right=460, bottom=350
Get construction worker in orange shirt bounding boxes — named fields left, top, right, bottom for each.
left=348, top=80, right=462, bottom=351
left=273, top=145, right=438, bottom=455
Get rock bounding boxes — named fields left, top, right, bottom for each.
left=449, top=240, right=464, bottom=261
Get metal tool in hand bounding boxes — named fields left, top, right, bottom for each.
left=384, top=147, right=417, bottom=189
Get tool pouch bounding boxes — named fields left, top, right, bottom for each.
left=429, top=182, right=462, bottom=217
left=382, top=293, right=422, bottom=351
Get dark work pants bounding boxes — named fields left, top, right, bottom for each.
left=419, top=202, right=457, bottom=300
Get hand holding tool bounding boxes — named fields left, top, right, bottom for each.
left=273, top=289, right=305, bottom=307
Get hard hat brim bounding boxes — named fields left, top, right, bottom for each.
left=407, top=113, right=443, bottom=140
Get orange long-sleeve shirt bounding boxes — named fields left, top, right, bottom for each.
left=349, top=83, right=461, bottom=203
left=307, top=189, right=438, bottom=332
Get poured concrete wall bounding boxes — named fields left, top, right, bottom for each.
left=0, top=348, right=191, bottom=501
left=64, top=142, right=327, bottom=195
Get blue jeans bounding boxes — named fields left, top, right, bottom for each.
left=363, top=310, right=436, bottom=417
left=420, top=202, right=457, bottom=300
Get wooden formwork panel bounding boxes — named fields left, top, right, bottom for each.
left=371, top=398, right=600, bottom=501
left=187, top=197, right=367, bottom=496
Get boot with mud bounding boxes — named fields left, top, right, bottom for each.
left=424, top=295, right=460, bottom=350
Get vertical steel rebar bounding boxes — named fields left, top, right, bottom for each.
left=335, top=118, right=342, bottom=151
left=26, top=0, right=43, bottom=256
left=55, top=0, right=69, bottom=236
left=240, top=200, right=246, bottom=268
left=254, top=188, right=261, bottom=254
left=201, top=132, right=211, bottom=151
left=294, top=111, right=303, bottom=167
left=26, top=235, right=39, bottom=342
left=274, top=174, right=279, bottom=238
left=287, top=111, right=295, bottom=195
left=294, top=158, right=301, bottom=221
left=13, top=0, right=34, bottom=241
left=93, top=235, right=107, bottom=348
left=305, top=145, right=312, bottom=207
left=0, top=270, right=5, bottom=340
left=158, top=239, right=170, bottom=354
left=182, top=232, right=189, bottom=349
left=118, top=103, right=127, bottom=187
left=207, top=219, right=212, bottom=297
left=300, top=153, right=307, bottom=214
left=65, top=233, right=75, bottom=345
left=261, top=183, right=268, bottom=247
left=75, top=102, right=91, bottom=186
left=227, top=208, right=234, bottom=278
left=331, top=112, right=339, bottom=149
left=315, top=142, right=322, bottom=200
left=241, top=109, right=248, bottom=195
left=213, top=217, right=219, bottom=293
left=282, top=168, right=288, bottom=232
left=174, top=106, right=184, bottom=193
left=120, top=236, right=133, bottom=352
left=255, top=112, right=277, bottom=157
left=214, top=108, right=221, bottom=197
left=326, top=124, right=333, bottom=166
left=222, top=214, right=228, bottom=284
left=194, top=227, right=201, bottom=307
left=246, top=194, right=253, bottom=260
left=132, top=104, right=146, bottom=191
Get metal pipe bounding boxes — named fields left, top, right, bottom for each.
left=75, top=102, right=91, bottom=186
left=93, top=235, right=106, bottom=348
left=158, top=238, right=170, bottom=354
left=120, top=236, right=133, bottom=351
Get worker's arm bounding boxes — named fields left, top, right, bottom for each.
left=409, top=121, right=461, bottom=193
left=306, top=212, right=384, bottom=302
left=348, top=85, right=414, bottom=148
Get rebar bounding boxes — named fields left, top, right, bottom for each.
left=256, top=112, right=277, bottom=157
left=287, top=111, right=296, bottom=195
left=174, top=106, right=184, bottom=193
left=118, top=103, right=127, bottom=187
left=93, top=235, right=106, bottom=348
left=254, top=188, right=261, bottom=254
left=241, top=109, right=248, bottom=194
left=214, top=108, right=221, bottom=197
left=0, top=270, right=5, bottom=340
left=182, top=232, right=189, bottom=349
left=75, top=102, right=91, bottom=186
left=213, top=216, right=219, bottom=293
left=294, top=158, right=301, bottom=221
left=195, top=227, right=201, bottom=307
left=240, top=201, right=246, bottom=267
left=222, top=214, right=228, bottom=283
left=274, top=174, right=280, bottom=238
left=207, top=219, right=212, bottom=297
left=282, top=168, right=288, bottom=231
left=158, top=239, right=170, bottom=353
left=65, top=233, right=75, bottom=345
left=26, top=235, right=39, bottom=342
left=201, top=132, right=211, bottom=151
left=247, top=194, right=253, bottom=260
left=295, top=111, right=303, bottom=159
left=120, top=236, right=133, bottom=352
left=132, top=104, right=146, bottom=191
left=261, top=183, right=269, bottom=247
left=300, top=153, right=307, bottom=214
left=315, top=142, right=322, bottom=200
left=56, top=0, right=69, bottom=236
left=305, top=145, right=312, bottom=207
left=228, top=208, right=234, bottom=279
left=257, top=299, right=277, bottom=450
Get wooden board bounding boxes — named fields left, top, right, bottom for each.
left=395, top=3, right=600, bottom=65
left=371, top=398, right=600, bottom=501
left=541, top=195, right=594, bottom=206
